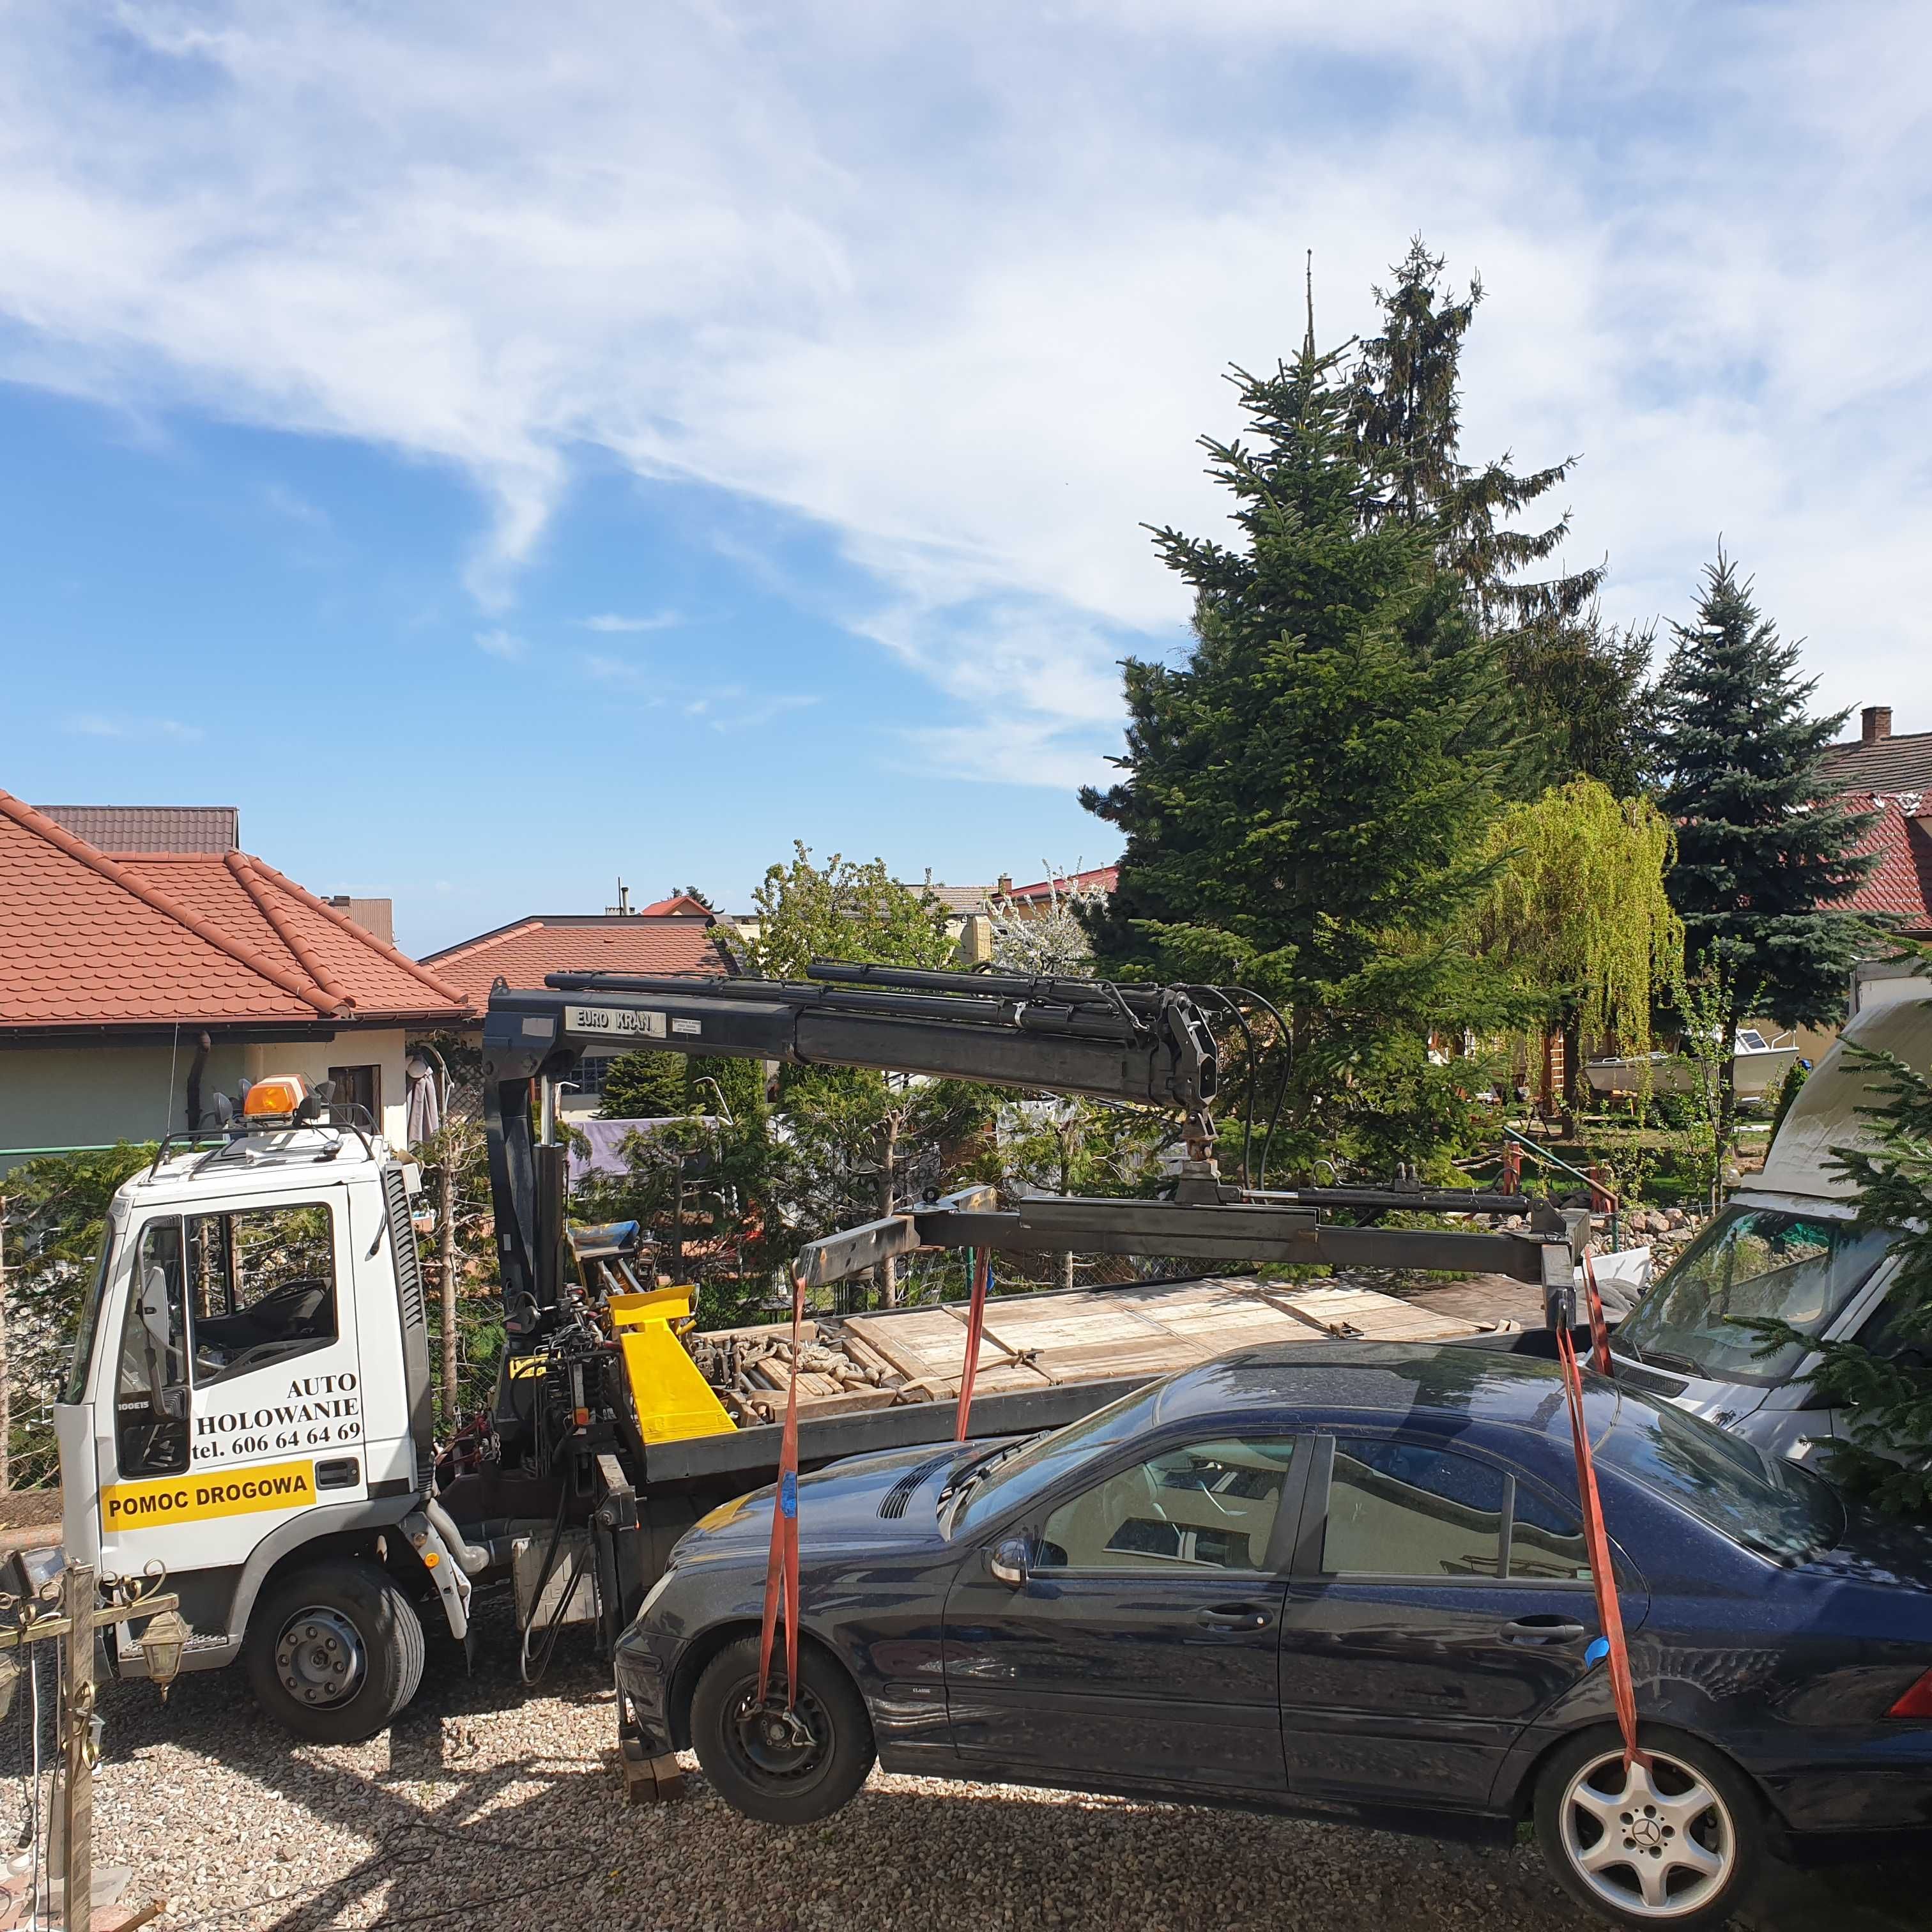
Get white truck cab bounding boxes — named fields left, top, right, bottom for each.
left=54, top=1080, right=473, bottom=1739
left=1610, top=986, right=1930, bottom=1464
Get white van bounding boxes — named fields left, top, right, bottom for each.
left=1609, top=984, right=1929, bottom=1463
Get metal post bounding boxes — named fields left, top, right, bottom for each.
left=62, top=1560, right=93, bottom=1932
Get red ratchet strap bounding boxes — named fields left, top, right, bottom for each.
left=1581, top=1248, right=1615, bottom=1379
left=1555, top=1317, right=1648, bottom=1769
left=756, top=1266, right=805, bottom=1710
left=954, top=1248, right=992, bottom=1441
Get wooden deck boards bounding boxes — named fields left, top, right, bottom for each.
left=701, top=1271, right=1487, bottom=1409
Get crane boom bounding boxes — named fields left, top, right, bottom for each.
left=480, top=963, right=1222, bottom=1330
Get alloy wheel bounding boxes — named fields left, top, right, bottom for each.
left=1557, top=1747, right=1736, bottom=1919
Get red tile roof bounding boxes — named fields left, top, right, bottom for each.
left=0, top=791, right=468, bottom=1032
left=636, top=893, right=716, bottom=917
left=421, top=915, right=732, bottom=1008
left=1840, top=794, right=1932, bottom=934
left=1004, top=866, right=1118, bottom=903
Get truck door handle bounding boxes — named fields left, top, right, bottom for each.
left=1197, top=1603, right=1274, bottom=1632
left=314, top=1457, right=361, bottom=1491
left=1501, top=1616, right=1586, bottom=1645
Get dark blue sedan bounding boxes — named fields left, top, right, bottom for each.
left=614, top=1344, right=1932, bottom=1930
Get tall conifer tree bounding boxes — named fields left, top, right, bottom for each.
left=1651, top=551, right=1883, bottom=1034
left=1082, top=309, right=1525, bottom=1175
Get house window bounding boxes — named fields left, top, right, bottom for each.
left=574, top=1055, right=615, bottom=1104
left=327, top=1063, right=381, bottom=1124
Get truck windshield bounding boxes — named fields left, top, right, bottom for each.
left=63, top=1220, right=119, bottom=1405
left=1618, top=1205, right=1894, bottom=1386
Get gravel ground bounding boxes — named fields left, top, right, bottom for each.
left=3, top=1602, right=1916, bottom=1932
left=8, top=1604, right=1600, bottom=1932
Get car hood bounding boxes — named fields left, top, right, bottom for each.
left=671, top=1437, right=990, bottom=1566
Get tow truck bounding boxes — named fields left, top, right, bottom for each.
left=54, top=963, right=1590, bottom=1759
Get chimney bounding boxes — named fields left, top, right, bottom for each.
left=997, top=873, right=1013, bottom=896
left=326, top=896, right=395, bottom=946
left=1862, top=705, right=1892, bottom=745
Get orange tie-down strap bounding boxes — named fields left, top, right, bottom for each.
left=954, top=1248, right=993, bottom=1442
left=756, top=1267, right=805, bottom=1711
left=1556, top=1318, right=1649, bottom=1769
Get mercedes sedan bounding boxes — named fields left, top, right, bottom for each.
left=614, top=1344, right=1932, bottom=1931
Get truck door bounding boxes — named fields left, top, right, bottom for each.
left=99, top=1192, right=367, bottom=1581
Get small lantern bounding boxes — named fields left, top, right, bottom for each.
left=139, top=1608, right=188, bottom=1699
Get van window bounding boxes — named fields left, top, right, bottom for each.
left=189, top=1202, right=339, bottom=1385
left=1618, top=1206, right=1894, bottom=1384
left=116, top=1219, right=190, bottom=1477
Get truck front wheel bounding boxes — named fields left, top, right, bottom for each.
left=244, top=1560, right=426, bottom=1744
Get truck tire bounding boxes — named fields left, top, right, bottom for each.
left=244, top=1560, right=426, bottom=1744
left=689, top=1633, right=875, bottom=1823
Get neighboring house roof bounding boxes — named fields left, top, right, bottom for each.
left=0, top=791, right=468, bottom=1032
left=1818, top=728, right=1932, bottom=793
left=636, top=893, right=716, bottom=917
left=36, top=804, right=240, bottom=854
left=421, top=913, right=732, bottom=1008
left=1003, top=866, right=1118, bottom=903
left=921, top=884, right=992, bottom=916
left=1839, top=795, right=1932, bottom=935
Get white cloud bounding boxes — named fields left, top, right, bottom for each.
left=475, top=628, right=525, bottom=659
left=66, top=713, right=204, bottom=742
left=4, top=1, right=1931, bottom=767
left=580, top=611, right=681, bottom=632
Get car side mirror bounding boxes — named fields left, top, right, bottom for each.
left=987, top=1536, right=1031, bottom=1588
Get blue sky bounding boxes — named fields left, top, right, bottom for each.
left=3, top=2, right=1929, bottom=955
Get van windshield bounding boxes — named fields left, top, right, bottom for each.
left=63, top=1220, right=119, bottom=1405
left=1619, top=1206, right=1894, bottom=1385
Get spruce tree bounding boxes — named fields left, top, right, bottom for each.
left=1353, top=240, right=1651, bottom=793
left=1351, top=237, right=1602, bottom=634
left=1082, top=319, right=1526, bottom=1176
left=1651, top=551, right=1883, bottom=1031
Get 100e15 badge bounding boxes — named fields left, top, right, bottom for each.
left=192, top=1370, right=362, bottom=1464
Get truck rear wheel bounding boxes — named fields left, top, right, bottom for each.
left=244, top=1559, right=425, bottom=1744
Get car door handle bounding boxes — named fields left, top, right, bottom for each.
left=1500, top=1616, right=1587, bottom=1645
left=1196, top=1603, right=1274, bottom=1632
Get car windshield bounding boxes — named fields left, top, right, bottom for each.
left=1604, top=1386, right=1843, bottom=1563
left=949, top=1381, right=1168, bottom=1537
left=1618, top=1204, right=1894, bottom=1384
left=63, top=1219, right=119, bottom=1406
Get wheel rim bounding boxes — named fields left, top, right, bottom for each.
left=273, top=1606, right=367, bottom=1710
left=1558, top=1747, right=1736, bottom=1919
left=721, top=1676, right=835, bottom=1790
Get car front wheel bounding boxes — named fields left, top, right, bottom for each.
left=689, top=1632, right=875, bottom=1823
left=1533, top=1728, right=1765, bottom=1929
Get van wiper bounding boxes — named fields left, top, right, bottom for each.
left=1634, top=1346, right=1704, bottom=1377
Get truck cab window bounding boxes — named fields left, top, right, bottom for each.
left=116, top=1219, right=190, bottom=1477
left=190, top=1202, right=339, bottom=1386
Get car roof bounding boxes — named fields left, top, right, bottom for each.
left=1146, top=1340, right=1615, bottom=1445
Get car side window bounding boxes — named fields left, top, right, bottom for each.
left=1037, top=1438, right=1295, bottom=1573
left=1323, top=1439, right=1506, bottom=1579
left=189, top=1202, right=339, bottom=1386
left=1508, top=1483, right=1592, bottom=1582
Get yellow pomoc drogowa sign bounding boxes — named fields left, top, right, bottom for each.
left=101, top=1459, right=316, bottom=1532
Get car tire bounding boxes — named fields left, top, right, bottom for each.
left=689, top=1632, right=875, bottom=1823
left=1533, top=1726, right=1766, bottom=1930
left=244, top=1559, right=427, bottom=1744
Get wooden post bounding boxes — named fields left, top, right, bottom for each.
left=63, top=1560, right=94, bottom=1932
left=438, top=1157, right=459, bottom=1422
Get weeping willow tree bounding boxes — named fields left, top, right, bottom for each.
left=1475, top=778, right=1684, bottom=1112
